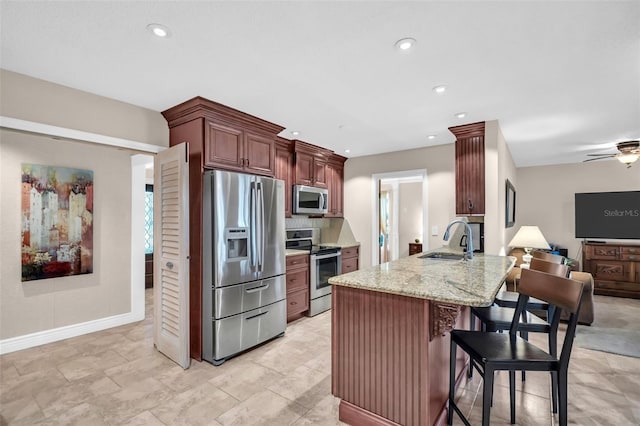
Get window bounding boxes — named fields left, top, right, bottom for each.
left=144, top=184, right=153, bottom=254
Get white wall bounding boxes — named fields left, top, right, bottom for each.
left=0, top=70, right=168, bottom=349
left=344, top=120, right=517, bottom=267
left=485, top=120, right=518, bottom=255
left=517, top=160, right=640, bottom=261
left=1, top=131, right=132, bottom=338
left=398, top=182, right=423, bottom=258
left=344, top=143, right=455, bottom=269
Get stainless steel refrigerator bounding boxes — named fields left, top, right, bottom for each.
left=202, top=170, right=286, bottom=365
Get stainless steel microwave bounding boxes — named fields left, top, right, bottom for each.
left=293, top=185, right=328, bottom=215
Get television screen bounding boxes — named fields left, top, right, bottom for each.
left=575, top=191, right=640, bottom=239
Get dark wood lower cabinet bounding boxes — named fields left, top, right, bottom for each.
left=286, top=254, right=310, bottom=322
left=341, top=245, right=359, bottom=273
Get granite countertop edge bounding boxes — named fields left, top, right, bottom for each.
left=329, top=249, right=516, bottom=307
left=286, top=242, right=360, bottom=257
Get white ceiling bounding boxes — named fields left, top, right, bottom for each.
left=1, top=1, right=638, bottom=167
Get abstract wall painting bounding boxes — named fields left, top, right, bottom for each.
left=21, top=164, right=94, bottom=281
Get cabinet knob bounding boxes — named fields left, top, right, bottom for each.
left=468, top=199, right=473, bottom=211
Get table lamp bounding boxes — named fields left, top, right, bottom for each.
left=508, top=226, right=550, bottom=269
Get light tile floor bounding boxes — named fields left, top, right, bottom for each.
left=1, top=291, right=639, bottom=425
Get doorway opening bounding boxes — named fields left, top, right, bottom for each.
left=371, top=170, right=428, bottom=266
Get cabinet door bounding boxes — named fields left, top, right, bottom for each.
left=313, top=158, right=328, bottom=188
left=342, top=257, right=359, bottom=274
left=592, top=260, right=630, bottom=282
left=326, top=163, right=344, bottom=217
left=245, top=132, right=275, bottom=176
left=204, top=121, right=244, bottom=171
left=295, top=151, right=314, bottom=186
left=454, top=135, right=485, bottom=215
left=275, top=145, right=293, bottom=217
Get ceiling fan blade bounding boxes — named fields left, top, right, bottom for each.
left=586, top=153, right=616, bottom=157
left=583, top=156, right=615, bottom=162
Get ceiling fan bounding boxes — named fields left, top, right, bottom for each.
left=583, top=140, right=640, bottom=168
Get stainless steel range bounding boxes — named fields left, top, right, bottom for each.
left=285, top=229, right=341, bottom=316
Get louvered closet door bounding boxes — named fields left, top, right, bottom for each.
left=153, top=143, right=190, bottom=369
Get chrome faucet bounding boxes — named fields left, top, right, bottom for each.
left=443, top=220, right=474, bottom=260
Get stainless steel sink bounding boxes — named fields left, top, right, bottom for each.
left=418, top=252, right=466, bottom=260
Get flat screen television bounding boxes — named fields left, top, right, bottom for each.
left=575, top=191, right=640, bottom=239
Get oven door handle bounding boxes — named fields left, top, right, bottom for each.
left=311, top=251, right=342, bottom=261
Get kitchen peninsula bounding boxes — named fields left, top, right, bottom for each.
left=329, top=251, right=514, bottom=426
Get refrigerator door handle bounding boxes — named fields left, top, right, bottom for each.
left=257, top=181, right=265, bottom=273
left=250, top=180, right=258, bottom=270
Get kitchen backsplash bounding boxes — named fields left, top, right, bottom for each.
left=286, top=217, right=358, bottom=246
left=285, top=216, right=330, bottom=230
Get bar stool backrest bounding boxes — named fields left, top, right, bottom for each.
left=532, top=250, right=565, bottom=264
left=512, top=268, right=584, bottom=364
left=530, top=258, right=570, bottom=277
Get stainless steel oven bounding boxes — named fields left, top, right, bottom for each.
left=309, top=249, right=341, bottom=316
left=285, top=228, right=341, bottom=316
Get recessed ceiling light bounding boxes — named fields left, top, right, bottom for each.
left=455, top=112, right=467, bottom=119
left=427, top=135, right=436, bottom=140
left=344, top=149, right=351, bottom=154
left=147, top=23, right=171, bottom=38
left=394, top=37, right=416, bottom=52
left=432, top=85, right=447, bottom=94
left=291, top=130, right=300, bottom=136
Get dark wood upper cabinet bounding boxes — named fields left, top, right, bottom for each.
left=205, top=121, right=244, bottom=171
left=449, top=121, right=485, bottom=216
left=293, top=140, right=330, bottom=189
left=163, top=96, right=283, bottom=177
left=244, top=131, right=275, bottom=176
left=326, top=154, right=346, bottom=217
left=275, top=138, right=294, bottom=218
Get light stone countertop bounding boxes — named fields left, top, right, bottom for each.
left=328, top=249, right=516, bottom=307
left=319, top=242, right=360, bottom=249
left=286, top=249, right=309, bottom=257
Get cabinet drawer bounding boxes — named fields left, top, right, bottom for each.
left=621, top=253, right=640, bottom=261
left=342, top=246, right=359, bottom=259
left=287, top=289, right=309, bottom=317
left=342, top=257, right=359, bottom=273
left=592, top=261, right=631, bottom=282
left=594, top=280, right=639, bottom=292
left=286, top=254, right=309, bottom=269
left=621, top=247, right=640, bottom=255
left=620, top=246, right=640, bottom=261
left=286, top=268, right=309, bottom=292
left=587, top=245, right=619, bottom=260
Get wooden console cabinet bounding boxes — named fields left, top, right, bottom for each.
left=582, top=242, right=640, bottom=299
left=286, top=254, right=310, bottom=322
left=449, top=121, right=485, bottom=216
left=409, top=243, right=423, bottom=255
left=341, top=245, right=359, bottom=274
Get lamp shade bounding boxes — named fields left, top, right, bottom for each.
left=508, top=226, right=551, bottom=249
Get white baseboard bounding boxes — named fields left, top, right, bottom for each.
left=0, top=310, right=145, bottom=355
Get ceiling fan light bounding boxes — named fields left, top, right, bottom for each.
left=617, top=153, right=639, bottom=165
